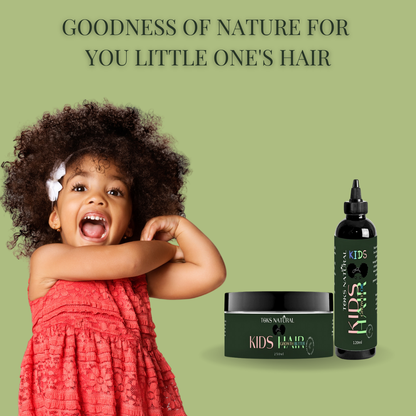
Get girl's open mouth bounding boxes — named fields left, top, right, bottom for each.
left=79, top=214, right=109, bottom=241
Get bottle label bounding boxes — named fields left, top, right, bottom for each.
left=334, top=236, right=377, bottom=350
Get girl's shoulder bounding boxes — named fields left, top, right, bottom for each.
left=31, top=243, right=71, bottom=267
left=29, top=244, right=64, bottom=301
left=30, top=243, right=68, bottom=274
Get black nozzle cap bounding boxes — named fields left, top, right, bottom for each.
left=344, top=179, right=368, bottom=214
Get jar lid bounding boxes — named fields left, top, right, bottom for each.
left=224, top=291, right=333, bottom=313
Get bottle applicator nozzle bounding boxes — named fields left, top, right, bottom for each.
left=350, top=179, right=363, bottom=201
left=344, top=179, right=368, bottom=214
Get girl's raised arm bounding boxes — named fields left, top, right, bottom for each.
left=142, top=216, right=226, bottom=300
left=29, top=241, right=178, bottom=301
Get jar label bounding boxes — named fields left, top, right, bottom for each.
left=224, top=313, right=333, bottom=358
left=334, top=236, right=377, bottom=350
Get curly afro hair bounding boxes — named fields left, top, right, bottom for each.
left=1, top=101, right=190, bottom=258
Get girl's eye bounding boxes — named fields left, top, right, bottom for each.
left=72, top=184, right=86, bottom=192
left=108, top=188, right=124, bottom=197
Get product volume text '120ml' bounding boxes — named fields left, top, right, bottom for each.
left=334, top=180, right=377, bottom=360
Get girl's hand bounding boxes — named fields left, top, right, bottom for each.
left=141, top=216, right=184, bottom=263
left=140, top=215, right=183, bottom=242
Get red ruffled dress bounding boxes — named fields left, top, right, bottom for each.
left=19, top=276, right=186, bottom=416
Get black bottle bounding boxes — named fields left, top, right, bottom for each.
left=334, top=180, right=377, bottom=359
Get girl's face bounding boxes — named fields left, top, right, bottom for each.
left=49, top=156, right=133, bottom=247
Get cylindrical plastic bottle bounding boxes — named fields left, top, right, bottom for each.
left=334, top=180, right=377, bottom=359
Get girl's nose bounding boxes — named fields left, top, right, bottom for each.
left=86, top=193, right=107, bottom=206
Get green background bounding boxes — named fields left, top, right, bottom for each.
left=1, top=0, right=413, bottom=414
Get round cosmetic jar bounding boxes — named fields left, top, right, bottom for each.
left=224, top=292, right=333, bottom=359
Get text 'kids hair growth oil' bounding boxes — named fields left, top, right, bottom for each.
left=334, top=180, right=377, bottom=359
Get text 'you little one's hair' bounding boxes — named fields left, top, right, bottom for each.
left=1, top=101, right=190, bottom=257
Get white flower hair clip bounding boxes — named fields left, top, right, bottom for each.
left=46, top=161, right=66, bottom=202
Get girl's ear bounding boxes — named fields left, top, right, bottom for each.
left=49, top=208, right=61, bottom=231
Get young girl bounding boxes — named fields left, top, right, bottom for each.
left=2, top=101, right=226, bottom=416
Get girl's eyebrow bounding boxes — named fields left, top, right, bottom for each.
left=109, top=175, right=132, bottom=189
left=65, top=171, right=129, bottom=187
left=108, top=174, right=127, bottom=183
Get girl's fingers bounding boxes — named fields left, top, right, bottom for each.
left=140, top=219, right=156, bottom=241
left=140, top=216, right=180, bottom=241
left=142, top=223, right=159, bottom=241
left=140, top=217, right=170, bottom=241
